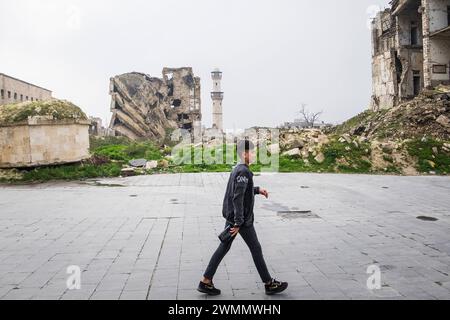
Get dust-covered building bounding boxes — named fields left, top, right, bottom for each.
left=371, top=0, right=450, bottom=110
left=109, top=67, right=202, bottom=141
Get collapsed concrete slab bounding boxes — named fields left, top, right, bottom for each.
left=109, top=67, right=202, bottom=142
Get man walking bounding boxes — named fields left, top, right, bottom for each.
left=198, top=140, right=288, bottom=296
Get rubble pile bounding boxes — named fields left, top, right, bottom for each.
left=276, top=87, right=450, bottom=175
left=342, top=86, right=450, bottom=141
left=279, top=129, right=330, bottom=163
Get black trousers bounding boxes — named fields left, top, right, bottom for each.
left=203, top=221, right=272, bottom=283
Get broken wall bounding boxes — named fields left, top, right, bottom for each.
left=422, top=0, right=450, bottom=86
left=428, top=38, right=450, bottom=84
left=372, top=53, right=397, bottom=110
left=422, top=0, right=450, bottom=87
left=427, top=0, right=450, bottom=33
left=371, top=10, right=398, bottom=110
left=162, top=67, right=201, bottom=131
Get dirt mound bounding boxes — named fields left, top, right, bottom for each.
left=0, top=99, right=87, bottom=125
left=276, top=88, right=450, bottom=175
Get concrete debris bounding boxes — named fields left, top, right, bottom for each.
left=314, top=153, right=325, bottom=164
left=280, top=129, right=329, bottom=153
left=339, top=134, right=352, bottom=144
left=285, top=139, right=305, bottom=150
left=283, top=148, right=302, bottom=157
left=432, top=147, right=439, bottom=155
left=120, top=167, right=138, bottom=177
left=129, top=159, right=147, bottom=168
left=146, top=160, right=158, bottom=170
left=337, top=90, right=450, bottom=141
left=443, top=143, right=450, bottom=152
left=436, top=115, right=450, bottom=127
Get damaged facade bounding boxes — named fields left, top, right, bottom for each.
left=89, top=117, right=114, bottom=137
left=371, top=0, right=450, bottom=110
left=109, top=67, right=202, bottom=141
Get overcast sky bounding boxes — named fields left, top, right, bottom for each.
left=0, top=0, right=391, bottom=129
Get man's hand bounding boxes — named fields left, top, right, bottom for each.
left=230, top=226, right=240, bottom=237
left=259, top=188, right=269, bottom=199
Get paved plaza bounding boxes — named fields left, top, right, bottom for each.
left=0, top=173, right=449, bottom=300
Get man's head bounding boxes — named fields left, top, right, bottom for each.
left=237, top=139, right=255, bottom=165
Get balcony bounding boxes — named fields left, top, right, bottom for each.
left=391, top=0, right=421, bottom=16
left=430, top=25, right=450, bottom=39
left=211, top=92, right=224, bottom=99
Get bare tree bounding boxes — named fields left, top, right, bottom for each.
left=299, top=103, right=323, bottom=128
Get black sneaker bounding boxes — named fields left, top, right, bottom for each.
left=265, top=279, right=288, bottom=295
left=197, top=281, right=221, bottom=296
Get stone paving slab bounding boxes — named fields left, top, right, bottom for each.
left=0, top=173, right=449, bottom=300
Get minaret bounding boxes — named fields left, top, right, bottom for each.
left=211, top=68, right=224, bottom=131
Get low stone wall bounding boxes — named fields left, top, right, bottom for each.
left=0, top=117, right=91, bottom=168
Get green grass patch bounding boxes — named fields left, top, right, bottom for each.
left=319, top=139, right=372, bottom=173
left=384, top=165, right=402, bottom=174
left=278, top=156, right=311, bottom=173
left=89, top=136, right=131, bottom=150
left=383, top=155, right=394, bottom=163
left=9, top=134, right=439, bottom=184
left=406, top=138, right=450, bottom=174
left=92, top=141, right=163, bottom=162
left=19, top=163, right=122, bottom=182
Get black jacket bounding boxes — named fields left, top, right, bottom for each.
left=222, top=163, right=260, bottom=227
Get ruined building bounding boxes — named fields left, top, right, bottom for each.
left=89, top=117, right=114, bottom=137
left=109, top=67, right=202, bottom=141
left=371, top=0, right=450, bottom=110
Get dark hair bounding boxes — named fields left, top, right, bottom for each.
left=237, top=139, right=255, bottom=159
